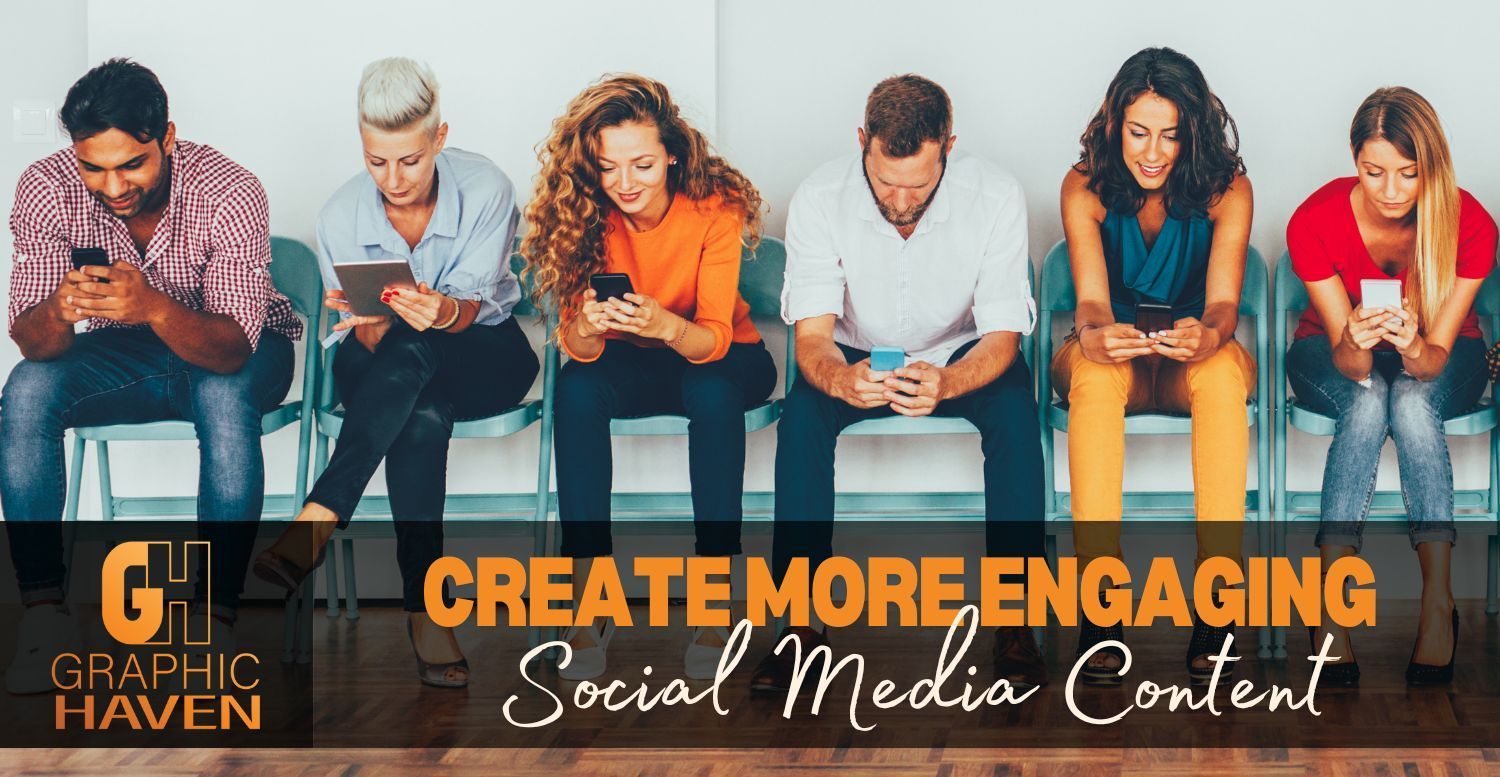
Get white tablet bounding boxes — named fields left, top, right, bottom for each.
left=332, top=260, right=418, bottom=317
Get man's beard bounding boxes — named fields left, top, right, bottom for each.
left=863, top=151, right=946, bottom=228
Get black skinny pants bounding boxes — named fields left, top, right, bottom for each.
left=305, top=317, right=539, bottom=610
left=771, top=340, right=1045, bottom=584
left=553, top=341, right=778, bottom=558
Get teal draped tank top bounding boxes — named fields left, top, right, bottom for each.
left=1101, top=207, right=1213, bottom=325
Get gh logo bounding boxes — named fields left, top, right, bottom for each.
left=100, top=541, right=210, bottom=645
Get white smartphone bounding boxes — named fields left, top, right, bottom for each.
left=1360, top=278, right=1402, bottom=311
left=1360, top=278, right=1404, bottom=328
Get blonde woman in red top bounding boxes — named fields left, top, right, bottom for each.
left=524, top=75, right=774, bottom=681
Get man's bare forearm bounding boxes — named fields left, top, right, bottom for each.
left=940, top=332, right=1018, bottom=399
left=11, top=303, right=76, bottom=361
left=149, top=300, right=251, bottom=374
left=796, top=335, right=851, bottom=398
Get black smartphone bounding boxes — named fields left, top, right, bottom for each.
left=589, top=273, right=635, bottom=302
left=1133, top=302, right=1175, bottom=335
left=70, top=247, right=111, bottom=283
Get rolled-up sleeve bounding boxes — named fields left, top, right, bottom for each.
left=202, top=180, right=274, bottom=351
left=781, top=181, right=846, bottom=324
left=687, top=210, right=744, bottom=364
left=436, top=174, right=520, bottom=322
left=971, top=182, right=1036, bottom=336
left=7, top=168, right=70, bottom=333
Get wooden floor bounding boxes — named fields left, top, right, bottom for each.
left=0, top=744, right=1497, bottom=775
left=3, top=599, right=1498, bottom=776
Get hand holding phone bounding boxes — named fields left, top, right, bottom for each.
left=70, top=247, right=111, bottom=284
left=1360, top=278, right=1403, bottom=327
left=1133, top=302, right=1175, bottom=336
left=589, top=273, right=635, bottom=303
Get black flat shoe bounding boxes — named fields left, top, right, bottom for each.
left=1075, top=618, right=1126, bottom=685
left=1186, top=617, right=1237, bottom=686
left=1405, top=609, right=1458, bottom=687
left=1308, top=626, right=1359, bottom=687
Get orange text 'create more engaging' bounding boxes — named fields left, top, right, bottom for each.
left=423, top=555, right=1377, bottom=630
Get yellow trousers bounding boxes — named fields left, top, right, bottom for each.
left=1050, top=335, right=1256, bottom=568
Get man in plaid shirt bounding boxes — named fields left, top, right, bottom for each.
left=0, top=59, right=301, bottom=692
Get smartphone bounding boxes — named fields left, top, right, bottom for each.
left=1360, top=279, right=1402, bottom=310
left=70, top=247, right=110, bottom=269
left=1133, top=302, right=1175, bottom=335
left=1360, top=278, right=1404, bottom=327
left=589, top=273, right=635, bottom=302
left=870, top=346, right=906, bottom=372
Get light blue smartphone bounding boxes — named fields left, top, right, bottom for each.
left=869, top=346, right=906, bottom=372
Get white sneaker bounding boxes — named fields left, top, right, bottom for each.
left=684, top=625, right=732, bottom=680
left=6, top=604, right=83, bottom=695
left=558, top=621, right=615, bottom=681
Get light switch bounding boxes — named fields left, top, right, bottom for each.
left=13, top=101, right=57, bottom=144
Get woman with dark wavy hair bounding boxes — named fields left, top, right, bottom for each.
left=1052, top=47, right=1254, bottom=686
left=523, top=74, right=775, bottom=681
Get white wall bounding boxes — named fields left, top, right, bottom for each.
left=3, top=0, right=1498, bottom=595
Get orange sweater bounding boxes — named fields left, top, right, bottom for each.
left=564, top=193, right=761, bottom=364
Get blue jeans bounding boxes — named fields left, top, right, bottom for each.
left=771, top=340, right=1045, bottom=583
left=1286, top=336, right=1488, bottom=550
left=0, top=328, right=294, bottom=614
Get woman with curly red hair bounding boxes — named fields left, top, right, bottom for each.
left=523, top=74, right=775, bottom=681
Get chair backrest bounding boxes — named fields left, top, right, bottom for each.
left=269, top=236, right=323, bottom=319
left=1040, top=239, right=1267, bottom=316
left=739, top=237, right=786, bottom=316
left=510, top=252, right=541, bottom=318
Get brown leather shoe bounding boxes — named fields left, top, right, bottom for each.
left=993, top=626, right=1048, bottom=689
left=748, top=626, right=829, bottom=694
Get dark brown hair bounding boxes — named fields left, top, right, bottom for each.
left=864, top=75, right=952, bottom=158
left=1076, top=47, right=1244, bottom=216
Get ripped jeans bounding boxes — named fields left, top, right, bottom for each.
left=1285, top=336, right=1488, bottom=550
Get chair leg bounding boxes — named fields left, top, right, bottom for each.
left=64, top=436, right=85, bottom=523
left=96, top=441, right=114, bottom=522
left=1488, top=535, right=1499, bottom=616
left=61, top=435, right=87, bottom=597
left=296, top=574, right=315, bottom=664
left=323, top=538, right=341, bottom=618
left=280, top=592, right=299, bottom=663
left=342, top=538, right=360, bottom=620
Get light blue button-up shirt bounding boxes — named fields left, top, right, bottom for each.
left=315, top=147, right=521, bottom=343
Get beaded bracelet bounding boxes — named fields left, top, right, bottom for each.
left=432, top=296, right=461, bottom=330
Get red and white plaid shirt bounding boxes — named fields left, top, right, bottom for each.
left=7, top=140, right=301, bottom=350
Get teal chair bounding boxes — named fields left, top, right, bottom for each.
left=1272, top=252, right=1500, bottom=625
left=62, top=236, right=323, bottom=662
left=538, top=238, right=790, bottom=527
left=1036, top=239, right=1274, bottom=657
left=309, top=251, right=552, bottom=639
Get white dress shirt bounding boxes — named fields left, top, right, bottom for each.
left=780, top=151, right=1035, bottom=366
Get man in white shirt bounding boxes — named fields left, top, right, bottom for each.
left=750, top=75, right=1046, bottom=692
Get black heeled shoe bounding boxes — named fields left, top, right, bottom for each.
left=407, top=617, right=470, bottom=689
left=1075, top=618, right=1127, bottom=685
left=1308, top=626, right=1360, bottom=687
left=1186, top=617, right=1237, bottom=686
left=1405, top=609, right=1458, bottom=687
